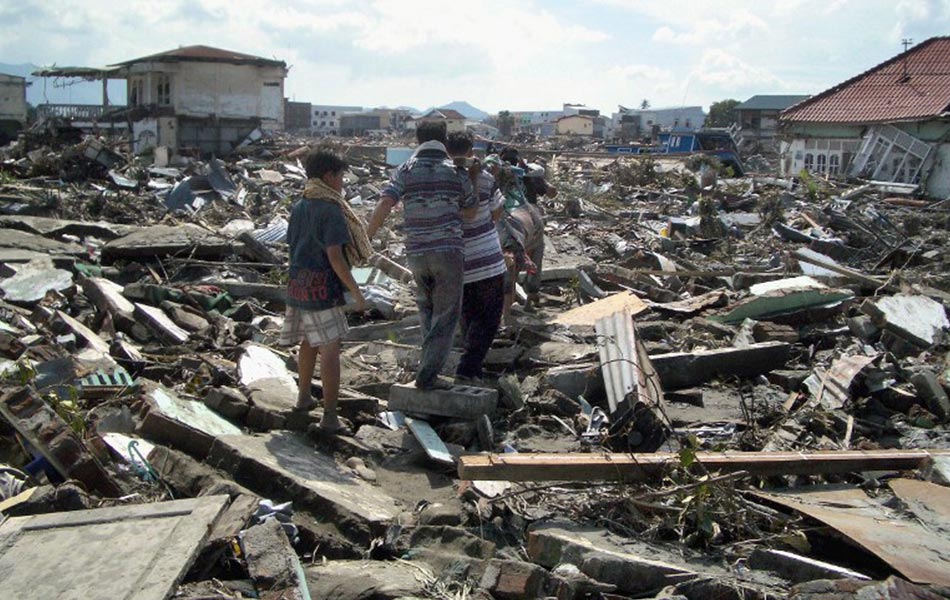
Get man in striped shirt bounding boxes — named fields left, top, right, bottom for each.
left=366, top=121, right=478, bottom=389
left=446, top=132, right=507, bottom=383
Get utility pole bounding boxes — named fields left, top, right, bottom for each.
left=902, top=38, right=913, bottom=52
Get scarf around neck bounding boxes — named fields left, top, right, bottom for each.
left=302, top=177, right=373, bottom=266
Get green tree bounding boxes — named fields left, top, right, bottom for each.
left=497, top=110, right=515, bottom=137
left=640, top=99, right=650, bottom=110
left=706, top=99, right=740, bottom=128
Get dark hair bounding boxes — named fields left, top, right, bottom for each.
left=499, top=146, right=519, bottom=165
left=304, top=150, right=347, bottom=179
left=416, top=120, right=448, bottom=144
left=446, top=131, right=474, bottom=156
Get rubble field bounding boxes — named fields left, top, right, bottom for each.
left=1, top=129, right=949, bottom=600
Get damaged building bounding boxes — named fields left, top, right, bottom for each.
left=0, top=73, right=29, bottom=145
left=34, top=45, right=287, bottom=157
left=780, top=36, right=950, bottom=198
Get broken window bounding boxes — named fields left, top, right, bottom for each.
left=848, top=124, right=933, bottom=184
left=804, top=153, right=814, bottom=172
left=816, top=154, right=827, bottom=174
left=829, top=155, right=840, bottom=176
left=157, top=74, right=171, bottom=106
left=129, top=78, right=144, bottom=107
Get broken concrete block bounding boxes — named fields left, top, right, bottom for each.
left=54, top=310, right=110, bottom=354
left=140, top=382, right=242, bottom=459
left=748, top=548, right=870, bottom=584
left=305, top=560, right=427, bottom=600
left=159, top=301, right=210, bottom=333
left=0, top=228, right=86, bottom=256
left=862, top=294, right=949, bottom=348
left=0, top=260, right=74, bottom=304
left=527, top=524, right=696, bottom=596
left=241, top=518, right=309, bottom=600
left=650, top=342, right=791, bottom=389
left=479, top=558, right=553, bottom=599
left=910, top=369, right=950, bottom=421
left=148, top=445, right=253, bottom=499
left=237, top=343, right=298, bottom=420
left=101, top=224, right=231, bottom=262
left=389, top=382, right=498, bottom=420
left=134, top=303, right=190, bottom=345
left=0, top=495, right=229, bottom=600
left=203, top=386, right=251, bottom=422
left=207, top=431, right=400, bottom=541
left=0, top=386, right=121, bottom=497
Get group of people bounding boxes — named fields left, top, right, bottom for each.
left=278, top=120, right=555, bottom=432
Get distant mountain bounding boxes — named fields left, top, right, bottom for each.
left=0, top=62, right=126, bottom=107
left=439, top=101, right=489, bottom=121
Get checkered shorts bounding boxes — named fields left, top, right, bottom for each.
left=278, top=305, right=349, bottom=347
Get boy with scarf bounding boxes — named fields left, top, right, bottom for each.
left=279, top=150, right=371, bottom=432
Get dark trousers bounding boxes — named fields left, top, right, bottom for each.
left=407, top=250, right=464, bottom=387
left=456, top=273, right=505, bottom=379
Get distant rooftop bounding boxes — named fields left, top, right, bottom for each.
left=111, top=45, right=285, bottom=68
left=737, top=95, right=810, bottom=111
left=781, top=36, right=950, bottom=124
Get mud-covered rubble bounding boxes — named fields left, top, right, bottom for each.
left=1, top=132, right=950, bottom=599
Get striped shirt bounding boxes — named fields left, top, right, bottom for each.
left=463, top=171, right=507, bottom=284
left=382, top=141, right=476, bottom=256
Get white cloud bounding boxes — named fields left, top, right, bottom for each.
left=649, top=10, right=768, bottom=46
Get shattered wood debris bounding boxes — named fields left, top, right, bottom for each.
left=2, top=129, right=950, bottom=600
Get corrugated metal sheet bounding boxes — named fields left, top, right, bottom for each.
left=594, top=308, right=663, bottom=413
left=782, top=37, right=950, bottom=124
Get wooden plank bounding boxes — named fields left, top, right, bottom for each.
left=405, top=417, right=454, bottom=465
left=457, top=449, right=950, bottom=482
left=753, top=486, right=950, bottom=585
left=552, top=291, right=649, bottom=326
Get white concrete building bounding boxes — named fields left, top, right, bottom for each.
left=0, top=73, right=29, bottom=126
left=0, top=73, right=28, bottom=144
left=112, top=45, right=287, bottom=155
left=311, top=104, right=363, bottom=135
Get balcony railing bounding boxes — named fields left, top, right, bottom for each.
left=36, top=104, right=110, bottom=120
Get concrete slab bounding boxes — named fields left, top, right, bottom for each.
left=389, top=382, right=498, bottom=420
left=238, top=344, right=297, bottom=418
left=80, top=276, right=136, bottom=320
left=208, top=431, right=401, bottom=534
left=305, top=560, right=427, bottom=600
left=242, top=518, right=310, bottom=600
left=135, top=303, right=190, bottom=345
left=0, top=228, right=86, bottom=255
left=0, top=215, right=139, bottom=240
left=405, top=417, right=454, bottom=465
left=862, top=294, right=949, bottom=348
left=54, top=310, right=110, bottom=354
left=0, top=495, right=228, bottom=600
left=101, top=224, right=231, bottom=262
left=0, top=260, right=74, bottom=304
left=146, top=383, right=243, bottom=438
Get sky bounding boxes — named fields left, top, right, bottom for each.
left=1, top=0, right=948, bottom=115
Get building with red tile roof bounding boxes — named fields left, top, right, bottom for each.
left=778, top=37, right=950, bottom=198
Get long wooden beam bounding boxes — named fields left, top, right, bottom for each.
left=458, top=450, right=950, bottom=482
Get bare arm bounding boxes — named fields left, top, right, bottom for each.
left=326, top=245, right=365, bottom=312
left=366, top=196, right=396, bottom=239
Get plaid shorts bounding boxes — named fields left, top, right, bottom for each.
left=278, top=305, right=349, bottom=347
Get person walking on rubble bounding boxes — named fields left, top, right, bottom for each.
left=446, top=131, right=507, bottom=384
left=497, top=147, right=550, bottom=314
left=279, top=150, right=370, bottom=432
left=366, top=121, right=479, bottom=390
